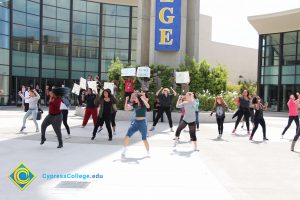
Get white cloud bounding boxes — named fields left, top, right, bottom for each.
left=200, top=0, right=300, bottom=49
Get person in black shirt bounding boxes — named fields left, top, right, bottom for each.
left=153, top=97, right=164, bottom=122
left=149, top=87, right=177, bottom=132
left=81, top=88, right=97, bottom=128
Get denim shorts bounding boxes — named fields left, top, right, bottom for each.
left=126, top=119, right=148, bottom=140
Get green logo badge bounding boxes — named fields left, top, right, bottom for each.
left=8, top=162, right=36, bottom=191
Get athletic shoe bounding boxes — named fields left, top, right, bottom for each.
left=281, top=135, right=284, bottom=139
left=91, top=136, right=95, bottom=140
left=108, top=138, right=112, bottom=141
left=97, top=127, right=103, bottom=133
left=40, top=138, right=46, bottom=145
left=149, top=126, right=155, bottom=131
left=170, top=128, right=174, bottom=132
left=57, top=144, right=63, bottom=148
left=217, top=134, right=222, bottom=139
left=147, top=151, right=151, bottom=157
left=263, top=138, right=269, bottom=141
left=173, top=138, right=179, bottom=147
left=35, top=129, right=39, bottom=133
left=65, top=135, right=71, bottom=139
left=232, top=129, right=236, bottom=134
left=247, top=131, right=251, bottom=135
left=20, top=126, right=26, bottom=132
left=80, top=125, right=85, bottom=128
left=121, top=148, right=127, bottom=157
left=249, top=136, right=253, bottom=141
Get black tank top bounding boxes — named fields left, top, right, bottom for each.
left=254, top=104, right=263, bottom=119
left=239, top=97, right=250, bottom=109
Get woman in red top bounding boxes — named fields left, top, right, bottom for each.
left=41, top=88, right=68, bottom=148
left=281, top=93, right=300, bottom=139
left=123, top=77, right=136, bottom=99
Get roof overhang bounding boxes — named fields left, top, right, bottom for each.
left=248, top=8, right=300, bottom=34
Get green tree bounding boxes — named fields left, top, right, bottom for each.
left=208, top=65, right=228, bottom=95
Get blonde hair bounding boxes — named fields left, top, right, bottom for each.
left=163, top=88, right=170, bottom=93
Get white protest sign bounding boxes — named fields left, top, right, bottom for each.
left=88, top=81, right=98, bottom=94
left=104, top=82, right=114, bottom=95
left=176, top=71, right=190, bottom=84
left=121, top=68, right=136, bottom=77
left=79, top=77, right=87, bottom=89
left=137, top=66, right=151, bottom=78
left=72, top=83, right=80, bottom=95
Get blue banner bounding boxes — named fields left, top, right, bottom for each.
left=155, top=0, right=181, bottom=51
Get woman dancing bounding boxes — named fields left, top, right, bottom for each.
left=210, top=96, right=227, bottom=139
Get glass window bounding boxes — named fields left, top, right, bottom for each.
left=102, top=26, right=115, bottom=37
left=42, top=54, right=55, bottom=69
left=72, top=71, right=84, bottom=80
left=116, top=27, right=129, bottom=38
left=56, top=32, right=69, bottom=44
left=43, top=0, right=56, bottom=6
left=12, top=38, right=26, bottom=51
left=43, top=5, right=56, bottom=18
left=116, top=38, right=128, bottom=49
left=42, top=43, right=56, bottom=55
left=12, top=66, right=26, bottom=76
left=72, top=34, right=85, bottom=46
left=57, top=20, right=70, bottom=33
left=86, top=59, right=98, bottom=72
left=264, top=66, right=279, bottom=76
left=57, top=0, right=70, bottom=9
left=26, top=53, right=39, bottom=68
left=282, top=66, right=295, bottom=75
left=0, top=65, right=9, bottom=75
left=26, top=68, right=39, bottom=77
left=73, top=22, right=86, bottom=35
left=27, top=27, right=40, bottom=41
left=117, top=6, right=130, bottom=16
left=283, top=44, right=296, bottom=56
left=115, top=49, right=128, bottom=61
left=101, top=60, right=111, bottom=73
left=57, top=8, right=70, bottom=21
left=73, top=0, right=86, bottom=11
left=87, top=13, right=100, bottom=25
left=263, top=76, right=278, bottom=85
left=56, top=70, right=68, bottom=79
left=27, top=14, right=40, bottom=28
left=102, top=48, right=114, bottom=59
left=102, top=15, right=116, bottom=26
left=86, top=24, right=99, bottom=36
left=0, top=21, right=9, bottom=35
left=100, top=73, right=108, bottom=81
left=266, top=34, right=280, bottom=46
left=86, top=36, right=99, bottom=47
left=27, top=41, right=39, bottom=53
left=116, top=16, right=129, bottom=27
left=132, top=7, right=138, bottom=18
left=42, top=69, right=55, bottom=78
left=86, top=47, right=98, bottom=59
left=87, top=1, right=100, bottom=14
left=13, top=0, right=26, bottom=12
left=0, top=49, right=9, bottom=65
left=43, top=30, right=57, bottom=43
left=27, top=1, right=40, bottom=15
left=72, top=57, right=85, bottom=71
left=12, top=51, right=26, bottom=66
left=13, top=11, right=26, bottom=25
left=56, top=44, right=69, bottom=56
left=73, top=11, right=86, bottom=23
left=283, top=56, right=296, bottom=66
left=281, top=76, right=295, bottom=84
left=103, top=4, right=116, bottom=15
left=102, top=38, right=115, bottom=48
left=13, top=24, right=26, bottom=37
left=43, top=17, right=56, bottom=30
left=56, top=56, right=68, bottom=70
left=0, top=7, right=10, bottom=22
left=0, top=35, right=9, bottom=49
left=72, top=46, right=85, bottom=57
left=283, top=32, right=297, bottom=44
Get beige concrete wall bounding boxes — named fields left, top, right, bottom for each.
left=199, top=14, right=258, bottom=83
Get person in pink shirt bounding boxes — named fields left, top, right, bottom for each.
left=281, top=93, right=300, bottom=138
left=123, top=77, right=136, bottom=99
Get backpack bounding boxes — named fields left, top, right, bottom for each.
left=216, top=106, right=225, bottom=118
left=62, top=97, right=70, bottom=108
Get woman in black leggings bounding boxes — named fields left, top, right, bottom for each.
left=210, top=96, right=227, bottom=139
left=232, top=90, right=251, bottom=135
left=249, top=96, right=268, bottom=141
left=92, top=89, right=117, bottom=141
left=60, top=97, right=71, bottom=139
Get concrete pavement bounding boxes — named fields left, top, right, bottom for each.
left=0, top=108, right=300, bottom=200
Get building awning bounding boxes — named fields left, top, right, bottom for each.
left=248, top=8, right=300, bottom=34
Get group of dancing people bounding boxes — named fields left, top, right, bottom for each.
left=18, top=80, right=300, bottom=153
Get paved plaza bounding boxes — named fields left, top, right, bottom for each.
left=1, top=107, right=300, bottom=200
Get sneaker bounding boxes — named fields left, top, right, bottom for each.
left=80, top=125, right=85, bottom=128
left=147, top=151, right=151, bottom=157
left=97, top=127, right=103, bottom=133
left=232, top=129, right=236, bottom=134
left=91, top=136, right=95, bottom=140
left=281, top=135, right=284, bottom=139
left=108, top=138, right=112, bottom=141
left=65, top=135, right=71, bottom=139
left=196, top=129, right=200, bottom=131
left=35, top=129, right=39, bottom=133
left=40, top=138, right=46, bottom=145
left=170, top=128, right=174, bottom=132
left=247, top=131, right=251, bottom=135
left=173, top=138, right=179, bottom=147
left=121, top=148, right=127, bottom=157
left=149, top=126, right=155, bottom=131
left=263, top=138, right=269, bottom=141
left=20, top=126, right=26, bottom=132
left=57, top=144, right=63, bottom=148
left=217, top=134, right=222, bottom=139
left=249, top=136, right=253, bottom=141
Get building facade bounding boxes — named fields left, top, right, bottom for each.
left=0, top=0, right=258, bottom=106
left=249, top=8, right=300, bottom=111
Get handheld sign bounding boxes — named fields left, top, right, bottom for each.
left=176, top=71, right=190, bottom=84
left=79, top=77, right=87, bottom=89
left=121, top=68, right=136, bottom=77
left=72, top=83, right=80, bottom=95
left=104, top=82, right=114, bottom=95
left=88, top=81, right=98, bottom=94
left=137, top=66, right=151, bottom=78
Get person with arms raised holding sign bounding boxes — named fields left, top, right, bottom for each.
left=81, top=88, right=98, bottom=128
left=149, top=87, right=177, bottom=132
left=122, top=76, right=136, bottom=99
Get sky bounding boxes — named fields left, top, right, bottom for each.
left=200, top=0, right=300, bottom=49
